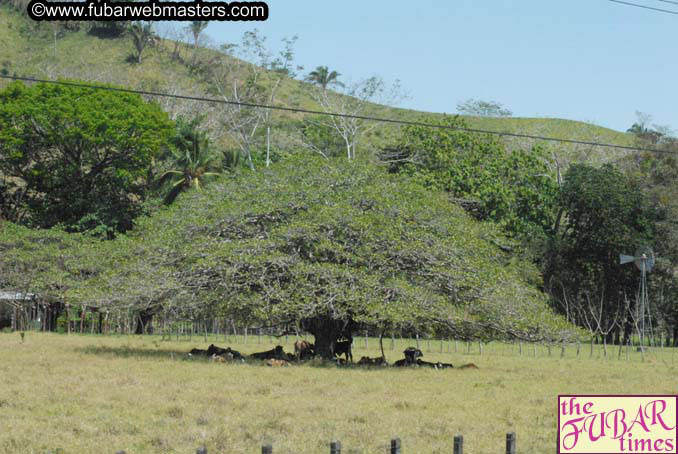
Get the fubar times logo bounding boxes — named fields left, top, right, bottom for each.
left=558, top=395, right=677, bottom=453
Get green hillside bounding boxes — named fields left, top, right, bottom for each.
left=0, top=3, right=635, bottom=165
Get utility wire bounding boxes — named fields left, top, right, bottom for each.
left=654, top=0, right=678, bottom=6
left=607, top=0, right=678, bottom=14
left=0, top=73, right=674, bottom=156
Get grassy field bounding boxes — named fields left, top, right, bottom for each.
left=1, top=332, right=677, bottom=454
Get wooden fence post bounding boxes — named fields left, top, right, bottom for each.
left=453, top=434, right=463, bottom=454
left=390, top=438, right=401, bottom=454
left=262, top=444, right=272, bottom=454
left=330, top=440, right=341, bottom=454
left=506, top=432, right=516, bottom=454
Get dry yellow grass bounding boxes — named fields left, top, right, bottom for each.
left=1, top=332, right=677, bottom=454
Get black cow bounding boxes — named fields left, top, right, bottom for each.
left=416, top=359, right=454, bottom=369
left=206, top=344, right=244, bottom=360
left=189, top=348, right=209, bottom=357
left=357, top=356, right=388, bottom=366
left=250, top=345, right=287, bottom=360
left=334, top=339, right=353, bottom=362
left=394, top=347, right=423, bottom=367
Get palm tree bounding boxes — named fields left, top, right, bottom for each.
left=188, top=21, right=209, bottom=49
left=128, top=21, right=155, bottom=64
left=157, top=117, right=222, bottom=204
left=305, top=66, right=343, bottom=90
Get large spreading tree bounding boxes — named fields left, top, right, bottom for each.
left=72, top=156, right=575, bottom=356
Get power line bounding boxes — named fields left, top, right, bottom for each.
left=0, top=73, right=673, bottom=156
left=607, top=0, right=678, bottom=15
left=654, top=0, right=678, bottom=6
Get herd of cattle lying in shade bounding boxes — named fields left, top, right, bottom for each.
left=188, top=340, right=478, bottom=370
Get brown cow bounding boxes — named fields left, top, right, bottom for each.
left=212, top=353, right=232, bottom=363
left=294, top=340, right=314, bottom=361
left=265, top=359, right=291, bottom=367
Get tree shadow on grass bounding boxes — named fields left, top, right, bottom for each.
left=78, top=344, right=195, bottom=361
left=77, top=345, right=431, bottom=371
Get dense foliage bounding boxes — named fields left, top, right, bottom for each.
left=0, top=81, right=173, bottom=236
left=383, top=116, right=559, bottom=240
left=626, top=152, right=678, bottom=345
left=544, top=164, right=654, bottom=339
left=1, top=158, right=575, bottom=353
left=156, top=116, right=222, bottom=205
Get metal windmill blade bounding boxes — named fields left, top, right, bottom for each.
left=619, top=254, right=635, bottom=265
left=619, top=246, right=655, bottom=271
left=633, top=246, right=655, bottom=272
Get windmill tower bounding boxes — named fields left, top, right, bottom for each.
left=620, top=246, right=655, bottom=348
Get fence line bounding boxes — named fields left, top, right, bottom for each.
left=4, top=310, right=677, bottom=363
left=5, top=300, right=677, bottom=351
left=188, top=432, right=518, bottom=454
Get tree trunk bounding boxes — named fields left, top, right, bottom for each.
left=48, top=302, right=63, bottom=332
left=623, top=318, right=633, bottom=346
left=135, top=308, right=154, bottom=335
left=379, top=331, right=385, bottom=359
left=305, top=316, right=353, bottom=359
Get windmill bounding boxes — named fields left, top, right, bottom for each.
left=620, top=246, right=655, bottom=348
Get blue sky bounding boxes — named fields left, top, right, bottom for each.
left=204, top=0, right=676, bottom=133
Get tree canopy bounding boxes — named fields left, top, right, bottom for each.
left=543, top=164, right=655, bottom=341
left=456, top=99, right=512, bottom=117
left=305, top=66, right=343, bottom=90
left=382, top=116, right=559, bottom=240
left=0, top=80, right=173, bottom=236
left=26, top=156, right=573, bottom=355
